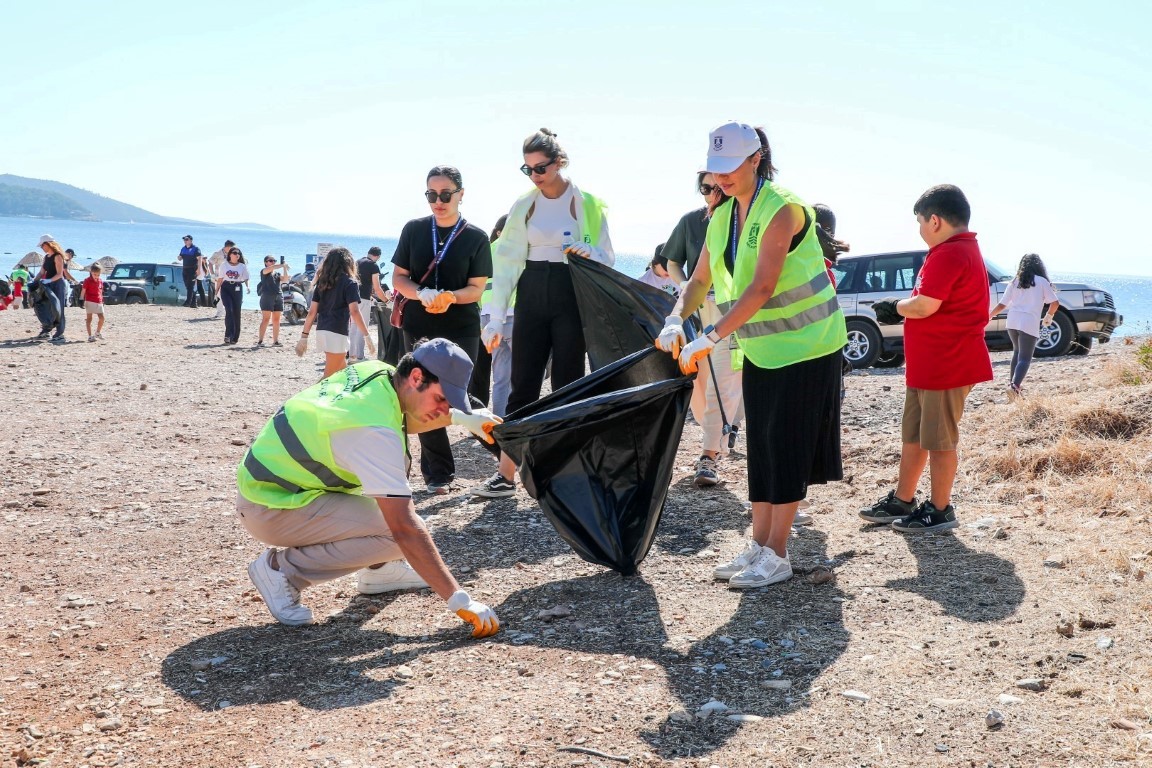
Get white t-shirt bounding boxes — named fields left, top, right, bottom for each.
left=329, top=427, right=411, bottom=498
left=637, top=268, right=680, bottom=297
left=1001, top=275, right=1059, bottom=335
left=209, top=249, right=227, bottom=275
left=526, top=184, right=578, bottom=263
left=220, top=262, right=249, bottom=283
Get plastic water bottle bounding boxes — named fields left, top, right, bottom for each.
left=561, top=230, right=574, bottom=258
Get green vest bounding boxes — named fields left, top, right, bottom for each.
left=580, top=192, right=607, bottom=246
left=237, top=362, right=407, bottom=509
left=706, top=181, right=846, bottom=370
left=481, top=279, right=515, bottom=314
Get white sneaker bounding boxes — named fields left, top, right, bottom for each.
left=728, top=548, right=793, bottom=589
left=356, top=560, right=429, bottom=594
left=713, top=540, right=762, bottom=580
left=247, top=549, right=314, bottom=626
left=793, top=500, right=813, bottom=526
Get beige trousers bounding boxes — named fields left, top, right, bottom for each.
left=236, top=492, right=401, bottom=591
left=689, top=296, right=745, bottom=455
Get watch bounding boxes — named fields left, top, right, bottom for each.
left=703, top=324, right=722, bottom=344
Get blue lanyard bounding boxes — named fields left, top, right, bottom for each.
left=727, top=176, right=765, bottom=274
left=429, top=216, right=466, bottom=289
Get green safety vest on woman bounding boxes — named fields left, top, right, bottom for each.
left=705, top=181, right=846, bottom=370
left=237, top=362, right=407, bottom=510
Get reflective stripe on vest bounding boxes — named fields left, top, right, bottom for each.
left=269, top=408, right=358, bottom=490
left=739, top=294, right=842, bottom=337
left=716, top=270, right=833, bottom=314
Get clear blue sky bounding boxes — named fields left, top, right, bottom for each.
left=3, top=1, right=1150, bottom=274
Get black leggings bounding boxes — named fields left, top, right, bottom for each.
left=220, top=282, right=244, bottom=342
left=402, top=330, right=480, bottom=484
left=183, top=269, right=203, bottom=307
left=505, top=262, right=586, bottom=416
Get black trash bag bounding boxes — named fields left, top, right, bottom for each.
left=29, top=280, right=59, bottom=331
left=495, top=346, right=693, bottom=575
left=373, top=303, right=403, bottom=366
left=567, top=256, right=682, bottom=370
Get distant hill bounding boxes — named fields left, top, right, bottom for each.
left=0, top=174, right=273, bottom=229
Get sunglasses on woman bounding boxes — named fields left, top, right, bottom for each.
left=424, top=189, right=460, bottom=204
left=229, top=250, right=242, bottom=257
left=699, top=183, right=719, bottom=196
left=520, top=159, right=556, bottom=177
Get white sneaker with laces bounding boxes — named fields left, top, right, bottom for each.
left=247, top=549, right=314, bottom=626
left=356, top=560, right=430, bottom=594
left=713, top=540, right=762, bottom=581
left=728, top=547, right=793, bottom=589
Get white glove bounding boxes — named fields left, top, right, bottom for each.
left=678, top=333, right=717, bottom=375
left=565, top=243, right=592, bottom=259
left=450, top=407, right=502, bottom=444
left=295, top=335, right=308, bottom=357
left=417, top=288, right=441, bottom=308
left=447, top=590, right=500, bottom=638
left=1041, top=315, right=1053, bottom=328
left=482, top=318, right=504, bottom=353
left=364, top=333, right=376, bottom=356
left=655, top=315, right=686, bottom=356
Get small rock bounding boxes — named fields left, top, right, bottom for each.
left=97, top=717, right=122, bottom=732
left=669, top=709, right=693, bottom=723
left=726, top=714, right=763, bottom=723
left=95, top=643, right=109, bottom=651
left=778, top=639, right=795, bottom=648
left=218, top=700, right=232, bottom=709
left=1056, top=621, right=1075, bottom=638
left=760, top=679, right=792, bottom=690
left=140, top=383, right=148, bottom=390
left=1078, top=615, right=1115, bottom=630
left=998, top=694, right=1025, bottom=705
left=139, top=697, right=164, bottom=708
left=985, top=709, right=1005, bottom=728
left=230, top=438, right=247, bottom=446
left=992, top=527, right=1008, bottom=540
left=1112, top=719, right=1140, bottom=731
left=1015, top=678, right=1047, bottom=692
left=930, top=698, right=967, bottom=708
left=19, top=585, right=31, bottom=593
left=23, top=724, right=45, bottom=739
left=841, top=690, right=870, bottom=702
left=32, top=488, right=55, bottom=496
left=395, top=665, right=415, bottom=679
left=695, top=700, right=729, bottom=718
left=807, top=566, right=836, bottom=585
left=536, top=605, right=572, bottom=621
left=935, top=744, right=949, bottom=753
left=1097, top=637, right=1114, bottom=650
left=1043, top=558, right=1067, bottom=569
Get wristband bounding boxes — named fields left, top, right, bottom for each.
left=300, top=333, right=309, bottom=336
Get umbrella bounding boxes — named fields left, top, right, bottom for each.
left=17, top=252, right=42, bottom=268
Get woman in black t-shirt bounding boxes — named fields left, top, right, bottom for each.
left=299, top=247, right=373, bottom=378
left=256, top=256, right=291, bottom=346
left=391, top=165, right=492, bottom=493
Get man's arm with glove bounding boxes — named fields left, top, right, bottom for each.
left=450, top=408, right=503, bottom=444
left=447, top=590, right=500, bottom=638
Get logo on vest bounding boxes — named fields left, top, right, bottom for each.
left=746, top=223, right=760, bottom=249
left=712, top=136, right=723, bottom=151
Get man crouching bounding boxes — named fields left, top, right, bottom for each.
left=236, top=337, right=502, bottom=637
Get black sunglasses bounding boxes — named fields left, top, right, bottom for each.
left=520, top=159, right=556, bottom=177
left=699, top=183, right=720, bottom=196
left=424, top=189, right=461, bottom=204
left=229, top=250, right=242, bottom=257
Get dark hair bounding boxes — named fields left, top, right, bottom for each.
left=698, top=172, right=731, bottom=216
left=812, top=203, right=850, bottom=263
left=367, top=246, right=382, bottom=257
left=228, top=247, right=246, bottom=264
left=224, top=240, right=235, bottom=248
left=490, top=214, right=509, bottom=243
left=523, top=127, right=568, bottom=168
left=813, top=204, right=837, bottom=235
left=1015, top=253, right=1049, bottom=290
left=395, top=342, right=441, bottom=390
left=752, top=126, right=778, bottom=181
left=427, top=165, right=463, bottom=189
left=651, top=243, right=668, bottom=270
left=314, top=246, right=355, bottom=292
left=65, top=248, right=76, bottom=256
left=913, top=184, right=971, bottom=227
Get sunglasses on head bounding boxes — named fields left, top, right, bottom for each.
left=520, top=159, right=556, bottom=177
left=424, top=189, right=460, bottom=204
left=699, top=183, right=719, bottom=196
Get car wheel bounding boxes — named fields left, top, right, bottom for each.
left=874, top=350, right=905, bottom=368
left=843, top=320, right=882, bottom=369
left=1035, top=311, right=1074, bottom=357
left=1069, top=335, right=1093, bottom=356
left=125, top=294, right=145, bottom=305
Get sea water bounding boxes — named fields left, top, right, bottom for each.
left=0, top=217, right=1147, bottom=336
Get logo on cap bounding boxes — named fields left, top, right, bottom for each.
left=713, top=136, right=724, bottom=151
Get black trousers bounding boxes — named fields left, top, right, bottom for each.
left=505, top=262, right=586, bottom=416
left=220, top=282, right=244, bottom=342
left=469, top=342, right=492, bottom=408
left=402, top=329, right=480, bottom=484
left=182, top=269, right=203, bottom=307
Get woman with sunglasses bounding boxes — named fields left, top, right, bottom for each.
left=298, top=247, right=374, bottom=378
left=471, top=129, right=615, bottom=499
left=215, top=247, right=250, bottom=344
left=390, top=165, right=492, bottom=494
left=656, top=122, right=847, bottom=589
left=256, top=255, right=291, bottom=346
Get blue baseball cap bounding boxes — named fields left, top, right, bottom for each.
left=412, top=338, right=474, bottom=414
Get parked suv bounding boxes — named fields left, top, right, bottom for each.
left=832, top=251, right=1123, bottom=369
left=103, top=263, right=190, bottom=306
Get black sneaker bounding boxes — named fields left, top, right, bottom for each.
left=891, top=501, right=958, bottom=533
left=859, top=490, right=917, bottom=524
left=471, top=472, right=516, bottom=499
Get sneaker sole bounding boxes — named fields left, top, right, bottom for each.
left=727, top=570, right=793, bottom=589
left=694, top=476, right=719, bottom=488
left=892, top=519, right=959, bottom=533
left=357, top=580, right=429, bottom=595
left=472, top=487, right=516, bottom=498
left=858, top=512, right=907, bottom=525
left=247, top=557, right=313, bottom=626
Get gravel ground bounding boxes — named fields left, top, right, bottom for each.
left=2, top=305, right=1150, bottom=768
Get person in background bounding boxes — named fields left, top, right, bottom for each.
left=391, top=165, right=491, bottom=494
left=473, top=128, right=615, bottom=499
left=82, top=264, right=106, bottom=342
left=663, top=171, right=744, bottom=490
left=179, top=235, right=205, bottom=308
left=860, top=184, right=992, bottom=533
left=988, top=253, right=1060, bottom=398
left=216, top=246, right=250, bottom=345
left=210, top=239, right=235, bottom=319
left=35, top=235, right=71, bottom=342
left=350, top=246, right=390, bottom=361
left=637, top=243, right=680, bottom=297
left=472, top=215, right=514, bottom=416
left=256, top=256, right=291, bottom=347
left=657, top=121, right=847, bottom=588
left=297, top=246, right=374, bottom=378
left=236, top=339, right=501, bottom=633
left=4, top=263, right=29, bottom=310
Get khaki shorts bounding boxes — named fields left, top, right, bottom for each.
left=901, top=385, right=973, bottom=451
left=315, top=330, right=350, bottom=354
left=85, top=301, right=104, bottom=315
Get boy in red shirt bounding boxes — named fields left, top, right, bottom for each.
left=82, top=264, right=106, bottom=342
left=860, top=185, right=992, bottom=531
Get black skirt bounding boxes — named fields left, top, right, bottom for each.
left=743, top=350, right=843, bottom=504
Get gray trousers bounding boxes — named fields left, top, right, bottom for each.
left=1007, top=329, right=1039, bottom=389
left=237, top=492, right=402, bottom=591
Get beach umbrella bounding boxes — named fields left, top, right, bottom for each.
left=17, top=252, right=42, bottom=268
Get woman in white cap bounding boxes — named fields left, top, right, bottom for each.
left=34, top=235, right=71, bottom=342
left=472, top=128, right=615, bottom=499
left=656, top=122, right=847, bottom=589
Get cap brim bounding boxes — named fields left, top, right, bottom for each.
left=705, top=156, right=745, bottom=174
left=441, top=382, right=472, bottom=414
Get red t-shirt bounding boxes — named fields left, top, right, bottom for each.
left=82, top=276, right=104, bottom=304
left=904, top=232, right=993, bottom=390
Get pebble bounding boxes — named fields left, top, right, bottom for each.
left=32, top=488, right=55, bottom=496
left=218, top=700, right=232, bottom=708
left=536, top=605, right=572, bottom=621
left=749, top=639, right=768, bottom=650
left=1097, top=637, right=1114, bottom=650
left=985, top=709, right=1005, bottom=728
left=1113, top=719, right=1140, bottom=731
left=695, top=700, right=729, bottom=718
left=841, top=690, right=871, bottom=702
left=778, top=639, right=795, bottom=648
left=1015, top=678, right=1047, bottom=692
left=97, top=717, right=122, bottom=732
left=230, top=438, right=247, bottom=446
left=726, top=714, right=763, bottom=723
left=1043, top=558, right=1067, bottom=569
left=935, top=744, right=949, bottom=753
left=1056, top=621, right=1075, bottom=638
left=395, top=665, right=415, bottom=679
left=712, top=663, right=728, bottom=671
left=760, top=679, right=792, bottom=690
left=998, top=694, right=1024, bottom=705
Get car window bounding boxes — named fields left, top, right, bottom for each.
left=831, top=260, right=859, bottom=293
left=162, top=266, right=177, bottom=282
left=864, top=254, right=917, bottom=292
left=110, top=266, right=132, bottom=279
left=134, top=267, right=153, bottom=279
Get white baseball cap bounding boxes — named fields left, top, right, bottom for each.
left=38, top=234, right=55, bottom=247
left=705, top=121, right=762, bottom=174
